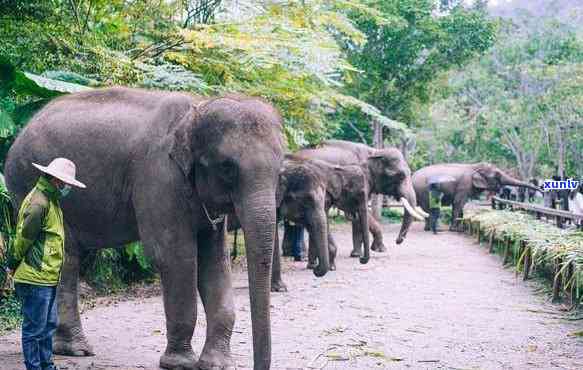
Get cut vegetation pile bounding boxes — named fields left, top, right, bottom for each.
left=463, top=209, right=583, bottom=307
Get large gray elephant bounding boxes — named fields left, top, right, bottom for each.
left=4, top=87, right=285, bottom=370
left=412, top=163, right=541, bottom=231
left=270, top=155, right=370, bottom=291
left=294, top=140, right=426, bottom=257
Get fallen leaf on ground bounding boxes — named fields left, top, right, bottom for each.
left=326, top=352, right=349, bottom=361
left=364, top=350, right=386, bottom=359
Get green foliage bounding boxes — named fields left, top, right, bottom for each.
left=80, top=243, right=155, bottom=293
left=0, top=57, right=93, bottom=168
left=124, top=242, right=152, bottom=272
left=0, top=292, right=22, bottom=334
left=381, top=207, right=403, bottom=223
left=418, top=10, right=583, bottom=178
left=0, top=176, right=14, bottom=295
left=341, top=0, right=497, bottom=135
left=0, top=57, right=92, bottom=97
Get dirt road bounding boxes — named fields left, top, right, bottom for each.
left=1, top=222, right=582, bottom=369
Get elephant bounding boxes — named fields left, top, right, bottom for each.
left=293, top=140, right=426, bottom=258
left=228, top=154, right=369, bottom=292
left=4, top=87, right=286, bottom=370
left=412, top=163, right=541, bottom=231
left=270, top=155, right=371, bottom=291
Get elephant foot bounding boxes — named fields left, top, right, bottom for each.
left=196, top=349, right=234, bottom=370
left=160, top=350, right=197, bottom=370
left=54, top=332, right=95, bottom=357
left=371, top=242, right=386, bottom=253
left=313, top=265, right=327, bottom=277
left=350, top=250, right=361, bottom=258
left=271, top=280, right=288, bottom=292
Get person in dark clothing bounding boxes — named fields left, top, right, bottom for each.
left=428, top=183, right=443, bottom=234
left=288, top=222, right=305, bottom=261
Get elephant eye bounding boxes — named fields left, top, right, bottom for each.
left=219, top=160, right=238, bottom=185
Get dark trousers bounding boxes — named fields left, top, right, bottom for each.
left=291, top=225, right=304, bottom=261
left=430, top=207, right=440, bottom=234
left=14, top=282, right=58, bottom=370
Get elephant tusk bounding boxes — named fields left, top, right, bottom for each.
left=401, top=198, right=424, bottom=221
left=415, top=206, right=430, bottom=218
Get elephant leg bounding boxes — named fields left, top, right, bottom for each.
left=328, top=229, right=338, bottom=271
left=449, top=205, right=458, bottom=231
left=368, top=214, right=386, bottom=252
left=271, top=225, right=288, bottom=292
left=282, top=222, right=294, bottom=257
left=136, top=216, right=198, bottom=368
left=350, top=219, right=363, bottom=258
left=157, top=247, right=198, bottom=369
left=450, top=195, right=467, bottom=231
left=54, top=228, right=94, bottom=357
left=196, top=226, right=236, bottom=369
left=420, top=197, right=430, bottom=231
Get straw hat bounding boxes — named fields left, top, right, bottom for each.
left=32, top=158, right=86, bottom=188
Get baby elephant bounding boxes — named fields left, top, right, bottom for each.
left=229, top=155, right=370, bottom=292
left=272, top=155, right=370, bottom=291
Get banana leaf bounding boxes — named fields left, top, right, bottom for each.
left=0, top=56, right=92, bottom=98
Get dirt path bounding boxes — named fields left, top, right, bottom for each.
left=1, top=222, right=582, bottom=370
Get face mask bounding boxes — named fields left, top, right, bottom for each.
left=59, top=185, right=72, bottom=198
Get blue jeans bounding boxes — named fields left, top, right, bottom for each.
left=14, top=283, right=58, bottom=370
left=291, top=226, right=304, bottom=260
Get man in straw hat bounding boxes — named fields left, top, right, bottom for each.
left=7, top=158, right=85, bottom=370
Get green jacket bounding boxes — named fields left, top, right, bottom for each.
left=8, top=177, right=65, bottom=286
left=429, top=189, right=443, bottom=209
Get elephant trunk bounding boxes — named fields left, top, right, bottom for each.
left=396, top=179, right=420, bottom=244
left=306, top=206, right=330, bottom=277
left=500, top=174, right=542, bottom=193
left=358, top=196, right=370, bottom=264
left=235, top=186, right=276, bottom=370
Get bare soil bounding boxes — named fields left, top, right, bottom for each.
left=1, top=222, right=582, bottom=370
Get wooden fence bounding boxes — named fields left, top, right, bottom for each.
left=491, top=196, right=583, bottom=230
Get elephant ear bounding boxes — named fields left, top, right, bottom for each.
left=168, top=104, right=199, bottom=179
left=472, top=169, right=489, bottom=189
